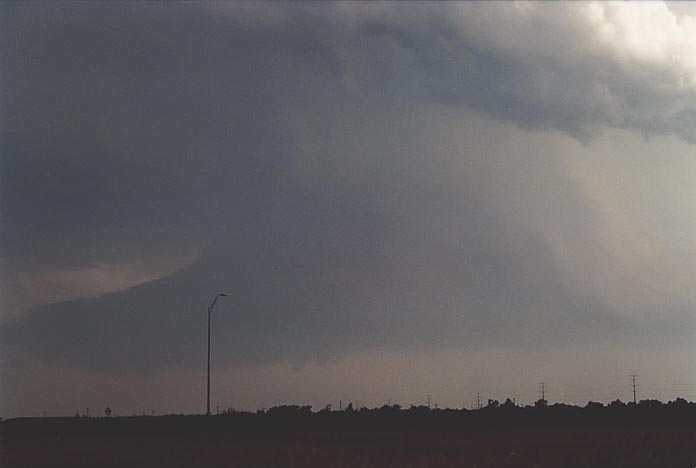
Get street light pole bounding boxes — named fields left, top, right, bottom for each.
left=207, top=293, right=227, bottom=416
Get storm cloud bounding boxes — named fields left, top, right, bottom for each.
left=2, top=1, right=696, bottom=401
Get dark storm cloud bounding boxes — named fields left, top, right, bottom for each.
left=0, top=129, right=628, bottom=370
left=1, top=3, right=310, bottom=226
left=3, top=2, right=696, bottom=371
left=0, top=2, right=339, bottom=270
left=3, top=2, right=695, bottom=240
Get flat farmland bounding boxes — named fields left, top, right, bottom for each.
left=3, top=429, right=696, bottom=468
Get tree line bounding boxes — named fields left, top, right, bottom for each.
left=3, top=398, right=696, bottom=438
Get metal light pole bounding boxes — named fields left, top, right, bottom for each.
left=207, top=293, right=227, bottom=416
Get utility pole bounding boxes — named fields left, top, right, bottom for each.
left=476, top=392, right=481, bottom=410
left=206, top=293, right=227, bottom=416
left=540, top=383, right=546, bottom=403
left=630, top=375, right=638, bottom=404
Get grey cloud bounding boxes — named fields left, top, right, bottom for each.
left=0, top=180, right=622, bottom=371
left=1, top=2, right=334, bottom=269
left=3, top=2, right=695, bottom=239
left=3, top=2, right=696, bottom=371
left=4, top=104, right=690, bottom=371
left=334, top=2, right=696, bottom=143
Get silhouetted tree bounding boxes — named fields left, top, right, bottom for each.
left=672, top=397, right=688, bottom=407
left=501, top=398, right=516, bottom=408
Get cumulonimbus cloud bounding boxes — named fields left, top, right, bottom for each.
left=2, top=1, right=696, bottom=372
left=326, top=1, right=696, bottom=142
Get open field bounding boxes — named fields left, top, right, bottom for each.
left=3, top=429, right=696, bottom=468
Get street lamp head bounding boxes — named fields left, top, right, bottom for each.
left=218, top=293, right=227, bottom=297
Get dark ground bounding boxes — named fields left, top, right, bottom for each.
left=5, top=403, right=696, bottom=467
left=3, top=428, right=696, bottom=468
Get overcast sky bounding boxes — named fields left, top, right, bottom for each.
left=3, top=1, right=696, bottom=417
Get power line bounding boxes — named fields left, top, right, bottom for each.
left=540, top=382, right=547, bottom=404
